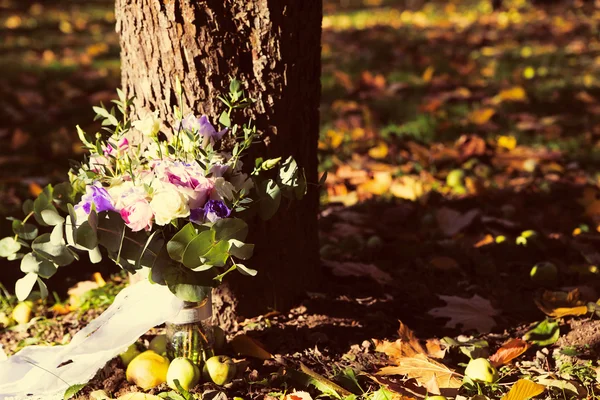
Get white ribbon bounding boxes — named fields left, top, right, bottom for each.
left=0, top=280, right=183, bottom=400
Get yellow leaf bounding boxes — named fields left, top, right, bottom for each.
left=377, top=355, right=461, bottom=394
left=501, top=379, right=545, bottom=400
left=494, top=86, right=528, bottom=103
left=5, top=15, right=22, bottom=29
left=231, top=334, right=272, bottom=360
left=326, top=129, right=344, bottom=149
left=422, top=66, right=435, bottom=83
left=358, top=171, right=392, bottom=196
left=368, top=142, right=389, bottom=159
left=497, top=135, right=517, bottom=150
left=468, top=108, right=495, bottom=125
left=534, top=289, right=589, bottom=318
left=390, top=176, right=423, bottom=201
left=375, top=322, right=460, bottom=394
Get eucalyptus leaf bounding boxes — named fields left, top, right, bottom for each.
left=20, top=252, right=57, bottom=278
left=32, top=233, right=75, bottom=266
left=0, top=237, right=21, bottom=258
left=41, top=209, right=65, bottom=226
left=37, top=278, right=48, bottom=299
left=33, top=193, right=57, bottom=227
left=12, top=220, right=38, bottom=241
left=89, top=246, right=102, bottom=264
left=182, top=230, right=215, bottom=269
left=236, top=263, right=258, bottom=276
left=229, top=240, right=254, bottom=260
left=76, top=221, right=98, bottom=250
left=50, top=223, right=64, bottom=246
left=199, top=240, right=230, bottom=267
left=257, top=179, right=281, bottom=220
left=167, top=223, right=198, bottom=263
left=213, top=218, right=248, bottom=242
left=164, top=266, right=214, bottom=302
left=15, top=272, right=38, bottom=301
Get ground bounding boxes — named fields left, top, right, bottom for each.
left=2, top=0, right=600, bottom=399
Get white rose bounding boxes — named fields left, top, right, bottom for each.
left=132, top=111, right=160, bottom=137
left=107, top=180, right=135, bottom=211
left=150, top=185, right=190, bottom=225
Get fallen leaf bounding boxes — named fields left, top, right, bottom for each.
left=357, top=171, right=392, bottom=196
left=375, top=321, right=459, bottom=395
left=300, top=362, right=352, bottom=398
left=474, top=234, right=494, bottom=248
left=390, top=176, right=424, bottom=201
left=428, top=294, right=499, bottom=333
left=422, top=66, right=435, bottom=83
left=493, top=86, right=528, bottom=103
left=468, top=108, right=495, bottom=125
left=489, top=339, right=531, bottom=367
left=284, top=392, right=313, bottom=400
left=497, top=135, right=517, bottom=150
left=323, top=260, right=393, bottom=285
left=534, top=289, right=589, bottom=318
left=436, top=208, right=480, bottom=237
left=377, top=355, right=461, bottom=395
left=429, top=256, right=461, bottom=271
left=522, top=319, right=560, bottom=346
left=501, top=379, right=545, bottom=400
left=369, top=142, right=389, bottom=159
left=456, top=134, right=486, bottom=161
left=231, top=334, right=272, bottom=360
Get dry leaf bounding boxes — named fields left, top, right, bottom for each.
left=474, top=234, right=494, bottom=248
left=422, top=66, right=435, bottom=83
left=489, top=339, right=531, bottom=367
left=323, top=260, right=393, bottom=285
left=429, top=256, right=461, bottom=271
left=436, top=207, right=480, bottom=237
left=369, top=142, right=389, bottom=159
left=231, top=334, right=272, bottom=360
left=534, top=289, right=589, bottom=318
left=375, top=322, right=459, bottom=395
left=378, top=355, right=461, bottom=395
left=501, top=379, right=545, bottom=400
left=390, top=176, right=424, bottom=201
left=493, top=86, right=528, bottom=103
left=468, top=108, right=495, bottom=125
left=428, top=294, right=499, bottom=333
left=284, top=392, right=313, bottom=400
left=456, top=134, right=486, bottom=161
left=358, top=171, right=392, bottom=196
left=497, top=135, right=517, bottom=150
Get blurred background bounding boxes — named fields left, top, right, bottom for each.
left=1, top=0, right=600, bottom=310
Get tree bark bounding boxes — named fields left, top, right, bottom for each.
left=115, top=0, right=322, bottom=327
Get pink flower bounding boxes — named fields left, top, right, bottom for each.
left=188, top=177, right=214, bottom=209
left=120, top=198, right=153, bottom=232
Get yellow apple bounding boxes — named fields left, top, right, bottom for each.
left=464, top=358, right=498, bottom=383
left=126, top=350, right=170, bottom=390
left=167, top=357, right=200, bottom=391
left=203, top=355, right=236, bottom=385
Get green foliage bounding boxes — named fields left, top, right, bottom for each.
left=523, top=319, right=560, bottom=347
left=63, top=383, right=86, bottom=400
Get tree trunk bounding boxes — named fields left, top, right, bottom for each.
left=115, top=0, right=322, bottom=327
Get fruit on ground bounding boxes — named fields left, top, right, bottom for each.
left=464, top=358, right=498, bottom=383
left=149, top=334, right=168, bottom=356
left=120, top=344, right=141, bottom=367
left=167, top=357, right=200, bottom=391
left=530, top=262, right=558, bottom=286
left=126, top=350, right=170, bottom=390
left=202, top=355, right=236, bottom=385
left=446, top=169, right=465, bottom=188
left=427, top=397, right=447, bottom=400
left=12, top=301, right=33, bottom=325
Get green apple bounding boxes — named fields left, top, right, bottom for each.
left=126, top=350, right=170, bottom=390
left=452, top=185, right=467, bottom=195
left=213, top=326, right=226, bottom=352
left=446, top=169, right=465, bottom=188
left=464, top=358, right=498, bottom=383
left=12, top=301, right=33, bottom=325
left=427, top=397, right=447, bottom=400
left=203, top=355, right=236, bottom=385
left=167, top=357, right=200, bottom=391
left=149, top=334, right=168, bottom=356
left=89, top=390, right=111, bottom=400
left=119, top=343, right=141, bottom=367
left=530, top=262, right=558, bottom=286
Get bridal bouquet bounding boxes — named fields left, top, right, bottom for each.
left=0, top=79, right=306, bottom=303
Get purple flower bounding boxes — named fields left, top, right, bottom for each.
left=179, top=114, right=227, bottom=142
left=78, top=184, right=115, bottom=214
left=190, top=200, right=231, bottom=224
